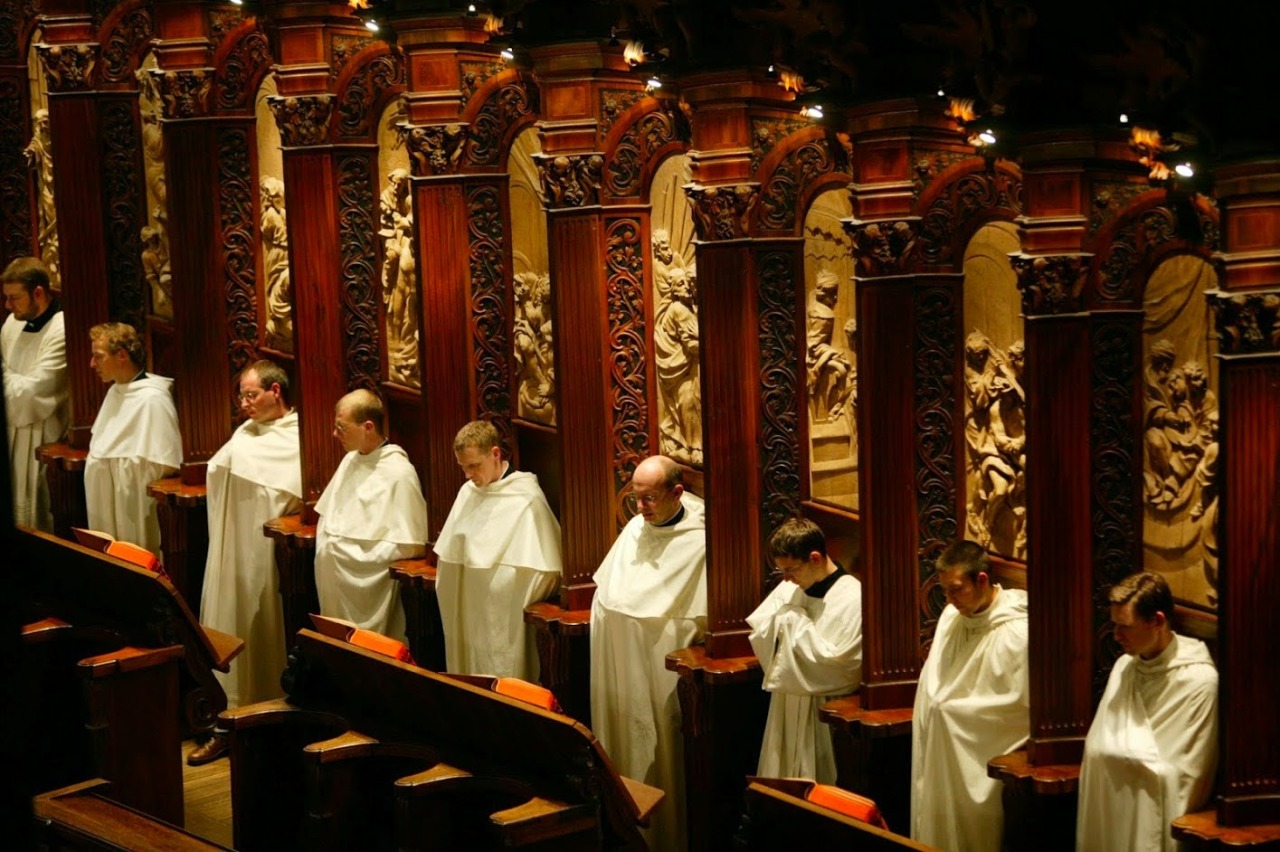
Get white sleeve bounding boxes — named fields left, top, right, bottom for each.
left=4, top=324, right=67, bottom=428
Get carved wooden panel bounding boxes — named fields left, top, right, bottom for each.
left=604, top=216, right=650, bottom=528
left=216, top=125, right=260, bottom=409
left=603, top=106, right=685, bottom=200
left=0, top=69, right=32, bottom=262
left=749, top=116, right=807, bottom=176
left=336, top=153, right=380, bottom=392
left=463, top=74, right=536, bottom=171
left=917, top=165, right=1023, bottom=268
left=0, top=1, right=38, bottom=62
left=213, top=24, right=270, bottom=114
left=466, top=181, right=511, bottom=442
left=1097, top=204, right=1177, bottom=302
left=757, top=249, right=803, bottom=550
left=333, top=47, right=404, bottom=142
left=757, top=135, right=845, bottom=234
left=95, top=3, right=151, bottom=88
left=99, top=95, right=145, bottom=331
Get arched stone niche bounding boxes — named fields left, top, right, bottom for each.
left=1141, top=254, right=1220, bottom=609
left=803, top=187, right=858, bottom=510
left=508, top=125, right=554, bottom=425
left=961, top=221, right=1026, bottom=561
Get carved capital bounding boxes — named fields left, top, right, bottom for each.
left=1012, top=253, right=1091, bottom=316
left=397, top=122, right=469, bottom=177
left=847, top=217, right=920, bottom=277
left=37, top=43, right=98, bottom=92
left=685, top=182, right=760, bottom=241
left=151, top=68, right=213, bottom=120
left=1208, top=288, right=1280, bottom=355
left=267, top=94, right=334, bottom=147
left=536, top=152, right=604, bottom=209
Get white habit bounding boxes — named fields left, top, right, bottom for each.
left=590, top=493, right=707, bottom=852
left=747, top=572, right=862, bottom=783
left=433, top=468, right=561, bottom=679
left=84, top=374, right=182, bottom=556
left=911, top=586, right=1029, bottom=852
left=2, top=308, right=67, bottom=530
left=199, top=410, right=301, bottom=707
left=315, top=443, right=427, bottom=643
left=1076, top=634, right=1218, bottom=852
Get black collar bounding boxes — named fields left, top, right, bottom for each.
left=655, top=504, right=685, bottom=527
left=805, top=563, right=845, bottom=599
left=22, top=299, right=60, bottom=333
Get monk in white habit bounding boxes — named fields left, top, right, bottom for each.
left=748, top=516, right=862, bottom=784
left=83, top=322, right=181, bottom=556
left=433, top=419, right=560, bottom=679
left=1, top=257, right=67, bottom=530
left=188, top=360, right=300, bottom=766
left=315, top=389, right=427, bottom=643
left=911, top=539, right=1029, bottom=851
left=591, top=454, right=706, bottom=852
left=1076, top=571, right=1218, bottom=852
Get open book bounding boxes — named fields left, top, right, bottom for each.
left=71, top=527, right=165, bottom=578
left=308, top=613, right=416, bottom=665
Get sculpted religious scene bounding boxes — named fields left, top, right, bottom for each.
left=4, top=3, right=1277, bottom=852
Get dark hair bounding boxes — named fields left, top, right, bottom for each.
left=245, top=359, right=289, bottom=402
left=89, top=322, right=146, bottom=370
left=1109, top=572, right=1173, bottom=623
left=1, top=256, right=51, bottom=295
left=935, top=540, right=990, bottom=583
left=768, top=517, right=828, bottom=561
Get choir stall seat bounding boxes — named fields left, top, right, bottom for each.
left=737, top=777, right=935, bottom=850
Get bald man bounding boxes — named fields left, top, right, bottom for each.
left=590, top=454, right=707, bottom=852
left=314, top=390, right=427, bottom=642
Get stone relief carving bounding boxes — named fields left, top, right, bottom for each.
left=138, top=64, right=173, bottom=318
left=963, top=331, right=1027, bottom=559
left=259, top=176, right=293, bottom=351
left=379, top=167, right=418, bottom=386
left=24, top=107, right=59, bottom=290
left=513, top=271, right=555, bottom=424
left=653, top=230, right=702, bottom=466
left=806, top=269, right=856, bottom=424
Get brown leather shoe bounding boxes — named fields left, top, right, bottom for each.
left=187, top=734, right=229, bottom=766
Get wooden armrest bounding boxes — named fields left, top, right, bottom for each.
left=987, top=750, right=1080, bottom=795
left=489, top=797, right=597, bottom=843
left=78, top=644, right=185, bottom=678
left=219, top=699, right=345, bottom=732
left=819, top=695, right=914, bottom=737
left=22, top=616, right=72, bottom=638
left=1172, top=810, right=1280, bottom=846
left=619, top=775, right=665, bottom=824
left=395, top=763, right=473, bottom=793
left=34, top=779, right=231, bottom=850
left=302, top=730, right=380, bottom=762
left=201, top=626, right=246, bottom=670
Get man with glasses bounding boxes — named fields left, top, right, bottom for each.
left=314, top=389, right=426, bottom=642
left=189, top=360, right=300, bottom=765
left=433, top=419, right=560, bottom=680
left=590, top=454, right=707, bottom=852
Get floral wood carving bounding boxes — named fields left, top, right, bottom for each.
left=912, top=150, right=972, bottom=201
left=1090, top=180, right=1148, bottom=234
left=152, top=69, right=213, bottom=120
left=460, top=58, right=506, bottom=106
left=215, top=27, right=270, bottom=113
left=268, top=95, right=335, bottom=147
left=0, top=73, right=32, bottom=261
left=538, top=153, right=604, bottom=209
left=1208, top=288, right=1280, bottom=354
left=467, top=183, right=512, bottom=441
left=0, top=0, right=39, bottom=61
left=758, top=136, right=844, bottom=233
left=848, top=218, right=919, bottom=278
left=331, top=34, right=375, bottom=79
left=1097, top=205, right=1177, bottom=301
left=750, top=116, right=807, bottom=176
left=337, top=154, right=381, bottom=392
left=335, top=49, right=405, bottom=141
left=758, top=250, right=803, bottom=555
left=217, top=126, right=260, bottom=403
left=1090, top=316, right=1141, bottom=698
left=600, top=88, right=648, bottom=135
left=38, top=43, right=98, bottom=92
left=98, top=5, right=152, bottom=86
left=1013, top=253, right=1089, bottom=316
left=604, top=106, right=686, bottom=199
left=686, top=183, right=760, bottom=241
left=100, top=97, right=146, bottom=331
left=918, top=168, right=1022, bottom=267
left=207, top=7, right=245, bottom=50
left=399, top=123, right=469, bottom=178
left=606, top=217, right=651, bottom=529
left=915, top=283, right=960, bottom=641
left=464, top=77, right=536, bottom=169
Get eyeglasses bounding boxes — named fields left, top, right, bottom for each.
left=333, top=421, right=354, bottom=434
left=238, top=388, right=267, bottom=403
left=623, top=490, right=668, bottom=513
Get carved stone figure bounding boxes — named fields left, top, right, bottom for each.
left=137, top=67, right=172, bottom=319
left=1192, top=409, right=1218, bottom=606
left=24, top=108, right=60, bottom=290
left=963, top=331, right=1027, bottom=558
left=141, top=225, right=172, bottom=316
left=260, top=177, right=293, bottom=350
left=654, top=262, right=702, bottom=466
left=513, top=271, right=556, bottom=423
left=806, top=269, right=856, bottom=423
left=1142, top=340, right=1203, bottom=511
left=379, top=168, right=419, bottom=386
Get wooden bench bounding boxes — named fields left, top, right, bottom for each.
left=32, top=779, right=231, bottom=851
left=738, top=777, right=936, bottom=849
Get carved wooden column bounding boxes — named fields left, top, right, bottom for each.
left=1170, top=160, right=1280, bottom=847
left=0, top=5, right=35, bottom=264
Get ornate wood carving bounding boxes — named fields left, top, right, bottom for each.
left=1089, top=315, right=1142, bottom=698
left=337, top=154, right=381, bottom=392
left=686, top=183, right=760, bottom=241
left=334, top=48, right=405, bottom=141
left=330, top=34, right=375, bottom=79
left=0, top=0, right=38, bottom=61
left=37, top=43, right=98, bottom=92
left=100, top=97, right=146, bottom=331
left=463, top=76, right=535, bottom=169
left=912, top=150, right=972, bottom=201
left=268, top=94, right=334, bottom=147
left=1209, top=288, right=1280, bottom=355
left=918, top=167, right=1022, bottom=267
left=757, top=250, right=803, bottom=550
left=216, top=126, right=259, bottom=401
left=399, top=123, right=469, bottom=177
left=207, top=6, right=245, bottom=50
left=466, top=183, right=511, bottom=436
left=604, top=106, right=685, bottom=199
left=214, top=26, right=270, bottom=113
left=757, top=136, right=843, bottom=233
left=848, top=219, right=919, bottom=278
left=750, top=116, right=807, bottom=176
left=1090, top=180, right=1148, bottom=234
left=599, top=88, right=647, bottom=135
left=152, top=69, right=212, bottom=120
left=605, top=216, right=650, bottom=528
left=459, top=58, right=506, bottom=106
left=0, top=72, right=32, bottom=261
left=537, top=153, right=603, bottom=209
left=1013, top=253, right=1089, bottom=316
left=97, top=5, right=152, bottom=87
left=914, top=283, right=960, bottom=638
left=1097, top=205, right=1177, bottom=301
